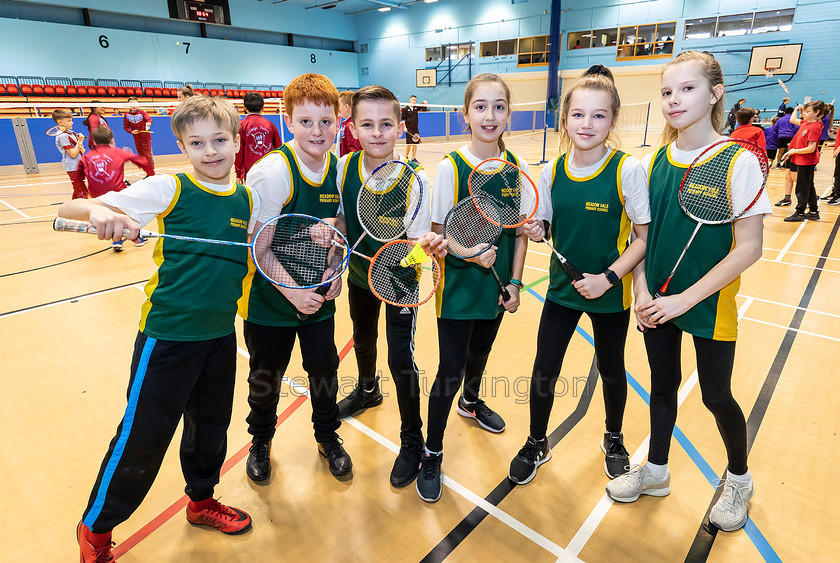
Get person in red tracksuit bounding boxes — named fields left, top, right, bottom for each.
left=80, top=126, right=154, bottom=251
left=234, top=92, right=282, bottom=182
left=83, top=102, right=109, bottom=149
left=123, top=96, right=155, bottom=176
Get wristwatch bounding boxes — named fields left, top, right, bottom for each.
left=602, top=269, right=620, bottom=287
left=508, top=278, right=524, bottom=291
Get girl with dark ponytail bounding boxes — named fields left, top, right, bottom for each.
left=508, top=64, right=651, bottom=485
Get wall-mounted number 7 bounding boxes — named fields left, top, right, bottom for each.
left=184, top=42, right=191, bottom=54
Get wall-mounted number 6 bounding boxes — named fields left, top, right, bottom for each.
left=99, top=35, right=109, bottom=48
left=310, top=54, right=316, bottom=63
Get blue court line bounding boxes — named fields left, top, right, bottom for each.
left=525, top=287, right=780, bottom=562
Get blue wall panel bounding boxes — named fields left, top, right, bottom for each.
left=0, top=120, right=23, bottom=166
left=0, top=19, right=359, bottom=88
left=510, top=111, right=534, bottom=132
left=419, top=112, right=447, bottom=138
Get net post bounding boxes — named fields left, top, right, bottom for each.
left=638, top=101, right=651, bottom=148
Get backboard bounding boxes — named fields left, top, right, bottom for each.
left=747, top=43, right=802, bottom=76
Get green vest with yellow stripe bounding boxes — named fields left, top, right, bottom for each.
left=435, top=149, right=518, bottom=320
left=546, top=150, right=633, bottom=313
left=646, top=144, right=740, bottom=341
left=238, top=144, right=340, bottom=326
left=140, top=173, right=253, bottom=340
left=340, top=151, right=424, bottom=290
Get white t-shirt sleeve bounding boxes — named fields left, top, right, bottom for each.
left=246, top=153, right=292, bottom=224
left=246, top=186, right=261, bottom=234
left=336, top=154, right=349, bottom=217
left=407, top=166, right=432, bottom=237
left=431, top=157, right=456, bottom=224
left=534, top=157, right=557, bottom=223
left=98, top=175, right=177, bottom=227
left=619, top=155, right=651, bottom=225
left=732, top=150, right=772, bottom=218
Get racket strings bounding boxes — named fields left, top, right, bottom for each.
left=358, top=161, right=421, bottom=241
left=469, top=161, right=537, bottom=227
left=254, top=216, right=336, bottom=287
left=444, top=197, right=503, bottom=259
left=680, top=141, right=768, bottom=224
left=368, top=242, right=438, bottom=307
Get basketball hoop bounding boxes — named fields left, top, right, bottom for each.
left=764, top=66, right=778, bottom=78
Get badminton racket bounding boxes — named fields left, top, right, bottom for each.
left=349, top=159, right=423, bottom=252
left=467, top=158, right=538, bottom=228
left=442, top=195, right=512, bottom=302
left=655, top=138, right=769, bottom=298
left=335, top=239, right=440, bottom=307
left=53, top=214, right=348, bottom=291
left=778, top=79, right=799, bottom=108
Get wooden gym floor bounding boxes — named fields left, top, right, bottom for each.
left=1, top=131, right=838, bottom=562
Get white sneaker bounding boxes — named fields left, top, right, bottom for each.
left=606, top=464, right=670, bottom=502
left=709, top=478, right=754, bottom=531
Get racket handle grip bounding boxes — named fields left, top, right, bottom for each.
left=561, top=260, right=584, bottom=282
left=296, top=282, right=331, bottom=321
left=53, top=217, right=149, bottom=238
left=501, top=285, right=512, bottom=302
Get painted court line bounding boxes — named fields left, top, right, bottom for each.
left=763, top=246, right=840, bottom=262
left=740, top=294, right=840, bottom=320
left=773, top=220, right=807, bottom=262
left=760, top=256, right=840, bottom=275
left=740, top=316, right=840, bottom=342
left=341, top=416, right=575, bottom=560
left=0, top=197, right=29, bottom=218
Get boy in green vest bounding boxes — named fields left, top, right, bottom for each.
left=238, top=73, right=352, bottom=482
left=334, top=85, right=442, bottom=487
left=60, top=96, right=259, bottom=562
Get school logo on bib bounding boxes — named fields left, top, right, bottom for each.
left=585, top=201, right=609, bottom=212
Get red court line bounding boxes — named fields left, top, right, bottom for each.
left=112, top=336, right=355, bottom=559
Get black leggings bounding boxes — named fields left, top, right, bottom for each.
left=794, top=163, right=817, bottom=213
left=529, top=300, right=630, bottom=440
left=644, top=323, right=748, bottom=474
left=832, top=152, right=840, bottom=197
left=348, top=282, right=423, bottom=442
left=426, top=313, right=504, bottom=451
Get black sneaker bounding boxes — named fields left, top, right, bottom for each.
left=508, top=436, right=551, bottom=485
left=804, top=211, right=820, bottom=220
left=828, top=196, right=840, bottom=206
left=456, top=395, right=505, bottom=433
left=775, top=197, right=792, bottom=207
left=337, top=376, right=383, bottom=418
left=390, top=439, right=423, bottom=487
left=246, top=440, right=271, bottom=482
left=784, top=212, right=805, bottom=222
left=601, top=432, right=630, bottom=479
left=416, top=450, right=443, bottom=502
left=317, top=436, right=353, bottom=477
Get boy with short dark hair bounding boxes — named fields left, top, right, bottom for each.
left=338, top=90, right=362, bottom=156
left=51, top=108, right=88, bottom=199
left=335, top=84, right=441, bottom=487
left=60, top=96, right=260, bottom=562
left=235, top=91, right=282, bottom=182
left=730, top=106, right=766, bottom=152
left=122, top=96, right=155, bottom=176
left=239, top=74, right=352, bottom=483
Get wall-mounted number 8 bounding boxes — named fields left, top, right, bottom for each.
left=310, top=54, right=316, bottom=63
left=99, top=35, right=109, bottom=48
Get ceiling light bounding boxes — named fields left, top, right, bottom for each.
left=424, top=0, right=439, bottom=3
left=378, top=7, right=391, bottom=11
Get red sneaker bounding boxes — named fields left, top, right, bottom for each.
left=186, top=498, right=252, bottom=535
left=77, top=522, right=114, bottom=563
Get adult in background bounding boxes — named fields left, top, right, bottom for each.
left=725, top=98, right=745, bottom=134
left=401, top=95, right=428, bottom=163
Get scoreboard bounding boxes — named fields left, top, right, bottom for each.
left=169, top=0, right=230, bottom=25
